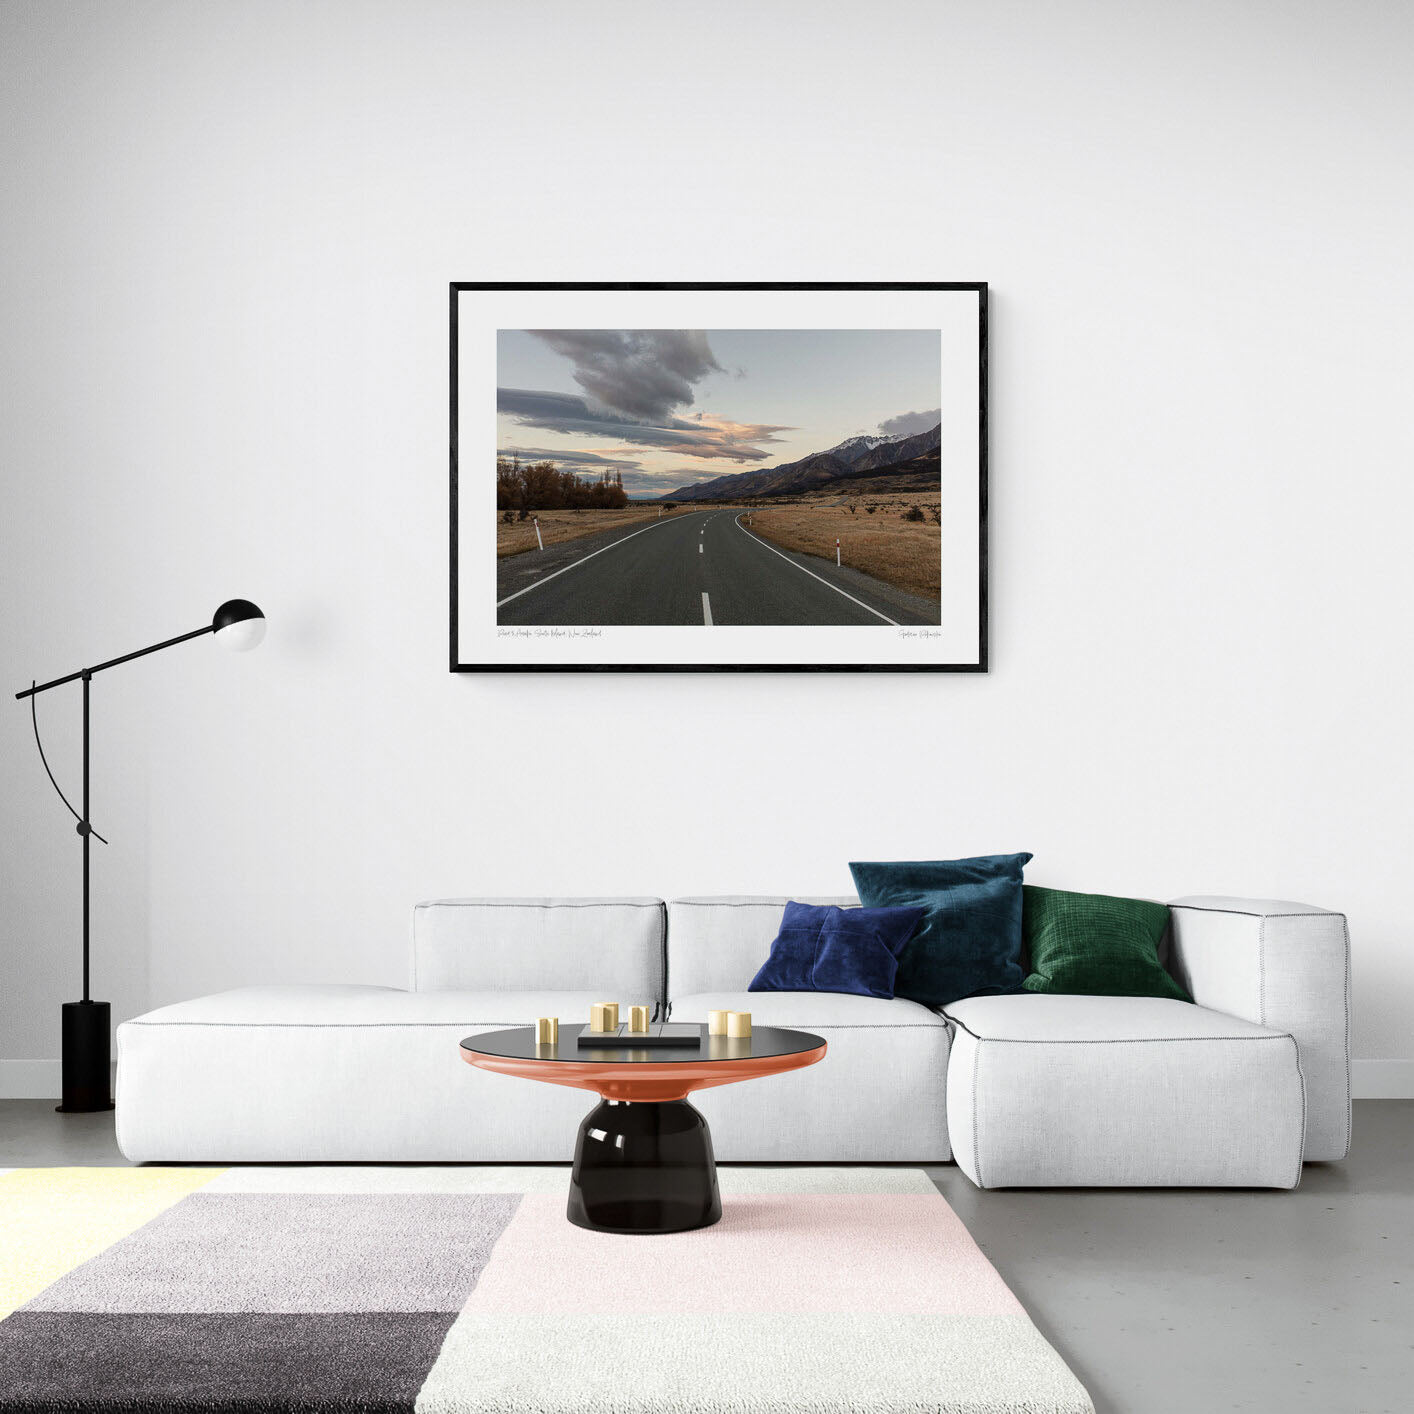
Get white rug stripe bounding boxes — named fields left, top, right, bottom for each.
left=205, top=1166, right=937, bottom=1195
left=415, top=1313, right=1094, bottom=1414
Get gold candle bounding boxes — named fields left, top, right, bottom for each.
left=535, top=1017, right=559, bottom=1045
left=726, top=1010, right=752, bottom=1038
left=629, top=1005, right=651, bottom=1033
left=707, top=1009, right=730, bottom=1036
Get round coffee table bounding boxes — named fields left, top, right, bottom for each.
left=459, top=1023, right=826, bottom=1234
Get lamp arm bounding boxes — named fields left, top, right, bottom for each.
left=14, top=624, right=213, bottom=701
left=28, top=685, right=108, bottom=845
left=14, top=622, right=213, bottom=850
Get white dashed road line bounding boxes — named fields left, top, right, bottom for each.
left=702, top=592, right=713, bottom=626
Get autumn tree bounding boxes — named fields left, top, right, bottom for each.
left=495, top=457, right=628, bottom=511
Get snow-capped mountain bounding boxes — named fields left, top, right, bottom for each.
left=656, top=423, right=940, bottom=503
left=818, top=432, right=905, bottom=465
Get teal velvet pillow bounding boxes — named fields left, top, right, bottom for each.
left=1022, top=886, right=1191, bottom=1000
left=848, top=853, right=1032, bottom=1007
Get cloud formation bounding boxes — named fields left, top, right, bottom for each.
left=529, top=329, right=723, bottom=422
left=878, top=407, right=942, bottom=438
left=497, top=386, right=789, bottom=463
left=497, top=445, right=643, bottom=475
left=618, top=469, right=685, bottom=494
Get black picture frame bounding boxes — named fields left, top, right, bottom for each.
left=450, top=281, right=987, bottom=673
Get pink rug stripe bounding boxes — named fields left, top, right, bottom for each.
left=466, top=1194, right=1025, bottom=1316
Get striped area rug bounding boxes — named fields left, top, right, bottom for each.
left=0, top=1166, right=1092, bottom=1413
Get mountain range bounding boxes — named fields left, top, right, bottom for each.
left=655, top=424, right=941, bottom=502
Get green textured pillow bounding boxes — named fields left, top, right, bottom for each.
left=1021, top=886, right=1191, bottom=1000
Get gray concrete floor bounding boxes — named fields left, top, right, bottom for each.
left=1, top=1099, right=1409, bottom=1413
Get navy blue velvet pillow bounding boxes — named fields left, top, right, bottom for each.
left=748, top=901, right=925, bottom=1000
left=848, top=853, right=1033, bottom=1007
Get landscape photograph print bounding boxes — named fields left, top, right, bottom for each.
left=451, top=284, right=985, bottom=671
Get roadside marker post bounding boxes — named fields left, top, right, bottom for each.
left=836, top=537, right=841, bottom=567
left=533, top=517, right=544, bottom=551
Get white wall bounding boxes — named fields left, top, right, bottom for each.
left=2, top=0, right=1411, bottom=1097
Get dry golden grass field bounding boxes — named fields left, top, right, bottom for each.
left=496, top=505, right=692, bottom=558
left=740, top=491, right=942, bottom=601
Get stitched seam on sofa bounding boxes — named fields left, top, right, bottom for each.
left=664, top=1017, right=945, bottom=1029
left=1290, top=1034, right=1308, bottom=1187
left=1340, top=914, right=1352, bottom=1154
left=667, top=900, right=858, bottom=908
left=1168, top=904, right=1338, bottom=921
left=124, top=1019, right=945, bottom=1030
left=972, top=1035, right=984, bottom=1189
left=940, top=1015, right=1295, bottom=1046
left=658, top=900, right=669, bottom=1018
left=414, top=901, right=665, bottom=910
left=123, top=1021, right=660, bottom=1030
left=1258, top=916, right=1271, bottom=1029
left=933, top=1020, right=952, bottom=1159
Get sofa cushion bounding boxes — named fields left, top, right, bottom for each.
left=672, top=990, right=946, bottom=1029
left=849, top=854, right=1032, bottom=1007
left=749, top=902, right=924, bottom=999
left=412, top=898, right=665, bottom=999
left=1021, top=886, right=1189, bottom=1000
left=666, top=897, right=859, bottom=998
left=942, top=994, right=1306, bottom=1188
left=944, top=992, right=1268, bottom=1041
left=668, top=991, right=950, bottom=1162
left=123, top=985, right=637, bottom=1028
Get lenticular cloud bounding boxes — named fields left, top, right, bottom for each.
left=528, top=329, right=724, bottom=422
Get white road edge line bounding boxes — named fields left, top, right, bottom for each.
left=496, top=512, right=695, bottom=609
left=701, top=592, right=712, bottom=626
left=732, top=513, right=900, bottom=626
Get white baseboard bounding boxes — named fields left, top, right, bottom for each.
left=0, top=1061, right=118, bottom=1100
left=1351, top=1060, right=1414, bottom=1099
left=0, top=1061, right=62, bottom=1099
left=4, top=1058, right=1412, bottom=1099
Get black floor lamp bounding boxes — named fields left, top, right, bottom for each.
left=15, top=599, right=266, bottom=1112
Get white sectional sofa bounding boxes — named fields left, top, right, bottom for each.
left=116, top=894, right=1350, bottom=1187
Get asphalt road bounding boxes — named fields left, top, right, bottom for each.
left=495, top=509, right=942, bottom=627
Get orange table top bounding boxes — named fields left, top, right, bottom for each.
left=460, top=1023, right=827, bottom=1102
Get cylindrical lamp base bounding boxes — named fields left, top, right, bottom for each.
left=57, top=1000, right=114, bottom=1113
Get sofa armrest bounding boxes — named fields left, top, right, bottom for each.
left=1168, top=896, right=1350, bottom=1161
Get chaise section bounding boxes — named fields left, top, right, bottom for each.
left=1167, top=897, right=1350, bottom=1161
left=116, top=985, right=616, bottom=1163
left=666, top=897, right=950, bottom=1161
left=943, top=994, right=1306, bottom=1189
left=118, top=897, right=668, bottom=1163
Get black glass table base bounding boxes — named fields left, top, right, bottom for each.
left=568, top=1097, right=723, bottom=1234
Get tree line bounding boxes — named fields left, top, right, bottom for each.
left=496, top=457, right=629, bottom=512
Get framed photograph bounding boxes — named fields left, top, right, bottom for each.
left=450, top=282, right=986, bottom=672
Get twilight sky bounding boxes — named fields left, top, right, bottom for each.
left=496, top=329, right=941, bottom=497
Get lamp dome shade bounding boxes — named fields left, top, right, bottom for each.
left=212, top=599, right=266, bottom=651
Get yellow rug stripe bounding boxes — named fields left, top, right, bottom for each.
left=0, top=1167, right=225, bottom=1318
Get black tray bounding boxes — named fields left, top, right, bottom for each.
left=575, top=1023, right=703, bottom=1048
